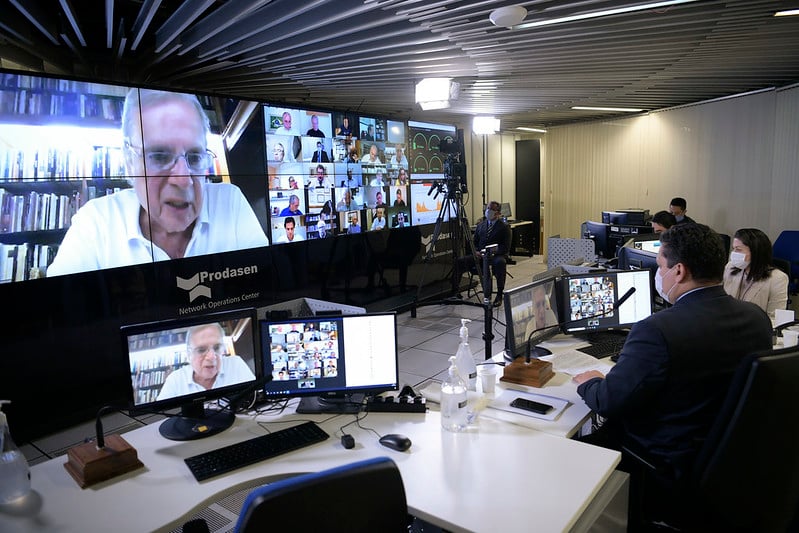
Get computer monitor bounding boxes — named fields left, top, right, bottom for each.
left=123, top=307, right=262, bottom=441
left=617, top=246, right=659, bottom=271
left=558, top=270, right=653, bottom=335
left=583, top=220, right=614, bottom=259
left=259, top=312, right=399, bottom=414
left=601, top=211, right=630, bottom=225
left=503, top=276, right=561, bottom=360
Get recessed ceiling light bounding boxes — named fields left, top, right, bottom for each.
left=489, top=5, right=528, bottom=27
left=517, top=127, right=547, bottom=133
left=512, top=0, right=699, bottom=30
left=572, top=106, right=644, bottom=112
left=774, top=9, right=799, bottom=16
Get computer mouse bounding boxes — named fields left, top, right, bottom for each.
left=341, top=434, right=355, bottom=449
left=379, top=433, right=412, bottom=452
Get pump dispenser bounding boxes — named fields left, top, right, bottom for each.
left=0, top=400, right=31, bottom=504
left=441, top=356, right=468, bottom=432
left=455, top=319, right=477, bottom=391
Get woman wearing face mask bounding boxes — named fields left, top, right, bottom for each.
left=722, top=228, right=788, bottom=314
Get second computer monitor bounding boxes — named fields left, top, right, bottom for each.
left=558, top=270, right=653, bottom=335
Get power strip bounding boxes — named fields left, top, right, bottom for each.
left=366, top=395, right=427, bottom=413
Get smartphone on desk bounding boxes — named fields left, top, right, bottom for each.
left=510, top=397, right=553, bottom=415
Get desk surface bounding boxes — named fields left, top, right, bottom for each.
left=1, top=407, right=620, bottom=533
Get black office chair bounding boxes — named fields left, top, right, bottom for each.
left=773, top=257, right=793, bottom=306
left=773, top=230, right=799, bottom=298
left=234, top=456, right=410, bottom=533
left=624, top=346, right=799, bottom=532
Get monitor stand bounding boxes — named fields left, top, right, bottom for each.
left=296, top=393, right=365, bottom=414
left=158, top=403, right=235, bottom=441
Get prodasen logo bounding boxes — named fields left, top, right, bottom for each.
left=176, top=265, right=259, bottom=302
left=176, top=273, right=212, bottom=302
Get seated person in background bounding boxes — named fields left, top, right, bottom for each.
left=308, top=164, right=332, bottom=188
left=374, top=191, right=387, bottom=208
left=361, top=144, right=382, bottom=164
left=650, top=210, right=677, bottom=233
left=278, top=194, right=302, bottom=216
left=453, top=200, right=510, bottom=307
left=388, top=144, right=408, bottom=169
left=524, top=282, right=558, bottom=342
left=392, top=211, right=408, bottom=228
left=723, top=227, right=788, bottom=314
left=276, top=216, right=304, bottom=244
left=668, top=197, right=695, bottom=224
left=393, top=188, right=406, bottom=207
left=311, top=140, right=330, bottom=162
left=394, top=167, right=409, bottom=186
left=573, top=224, right=772, bottom=522
left=361, top=124, right=375, bottom=141
left=369, top=170, right=386, bottom=187
left=157, top=322, right=255, bottom=400
left=336, top=189, right=356, bottom=212
left=47, top=89, right=269, bottom=277
left=336, top=116, right=352, bottom=137
left=274, top=111, right=299, bottom=135
left=306, top=114, right=325, bottom=138
left=347, top=212, right=361, bottom=234
left=370, top=207, right=387, bottom=230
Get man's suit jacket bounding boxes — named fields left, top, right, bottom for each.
left=578, top=285, right=772, bottom=478
left=312, top=150, right=330, bottom=163
left=472, top=218, right=510, bottom=256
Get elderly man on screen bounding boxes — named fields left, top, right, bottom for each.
left=46, top=89, right=269, bottom=277
left=157, top=322, right=255, bottom=400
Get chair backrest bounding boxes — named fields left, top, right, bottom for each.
left=692, top=346, right=799, bottom=531
left=773, top=230, right=799, bottom=293
left=234, top=456, right=408, bottom=533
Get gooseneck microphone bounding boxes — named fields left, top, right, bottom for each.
left=520, top=287, right=637, bottom=363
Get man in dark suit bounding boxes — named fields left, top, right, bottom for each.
left=668, top=196, right=695, bottom=224
left=453, top=200, right=510, bottom=306
left=573, top=223, right=772, bottom=519
left=311, top=141, right=330, bottom=162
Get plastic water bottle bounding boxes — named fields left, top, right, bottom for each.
left=455, top=319, right=477, bottom=391
left=0, top=400, right=31, bottom=504
left=441, top=356, right=468, bottom=432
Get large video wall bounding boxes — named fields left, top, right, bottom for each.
left=0, top=69, right=461, bottom=439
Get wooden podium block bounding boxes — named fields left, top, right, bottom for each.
left=64, top=434, right=144, bottom=488
left=500, top=357, right=554, bottom=388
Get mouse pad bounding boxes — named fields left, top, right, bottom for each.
left=488, top=390, right=570, bottom=421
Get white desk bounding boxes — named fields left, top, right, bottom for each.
left=0, top=407, right=622, bottom=533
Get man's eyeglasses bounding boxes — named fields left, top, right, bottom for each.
left=126, top=142, right=215, bottom=173
left=189, top=343, right=226, bottom=357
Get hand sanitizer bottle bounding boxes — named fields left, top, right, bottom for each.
left=0, top=400, right=31, bottom=504
left=441, top=356, right=468, bottom=432
left=455, top=319, right=477, bottom=391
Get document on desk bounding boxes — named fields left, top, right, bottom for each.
left=538, top=349, right=614, bottom=376
left=488, top=390, right=570, bottom=421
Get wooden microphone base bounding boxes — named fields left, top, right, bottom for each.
left=64, top=434, right=144, bottom=488
left=500, top=357, right=554, bottom=388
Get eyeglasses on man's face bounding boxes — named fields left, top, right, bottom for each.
left=126, top=142, right=215, bottom=173
left=189, top=343, right=226, bottom=357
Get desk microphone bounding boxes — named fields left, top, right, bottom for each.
left=520, top=287, right=637, bottom=363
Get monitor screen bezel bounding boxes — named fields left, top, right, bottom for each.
left=258, top=312, right=399, bottom=401
left=122, top=306, right=261, bottom=416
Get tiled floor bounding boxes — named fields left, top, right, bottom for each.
left=18, top=255, right=548, bottom=466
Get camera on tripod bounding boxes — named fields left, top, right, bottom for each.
left=437, top=137, right=467, bottom=196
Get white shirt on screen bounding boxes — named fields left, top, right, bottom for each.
left=46, top=183, right=269, bottom=277
left=156, top=355, right=255, bottom=400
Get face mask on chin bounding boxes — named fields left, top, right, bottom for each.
left=674, top=214, right=685, bottom=222
left=730, top=251, right=749, bottom=270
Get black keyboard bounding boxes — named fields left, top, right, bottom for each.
left=576, top=330, right=629, bottom=360
left=184, top=421, right=329, bottom=482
